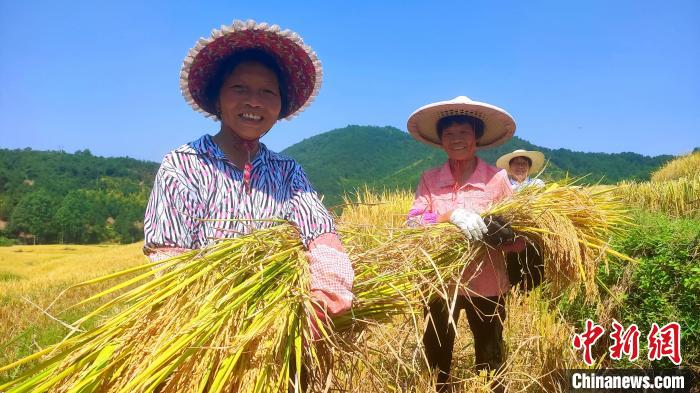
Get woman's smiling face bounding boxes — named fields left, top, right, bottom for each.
left=217, top=61, right=282, bottom=141
left=440, top=123, right=477, bottom=161
left=509, top=156, right=532, bottom=181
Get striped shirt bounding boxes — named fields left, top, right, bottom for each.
left=144, top=134, right=336, bottom=252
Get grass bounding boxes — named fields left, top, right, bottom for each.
left=608, top=211, right=700, bottom=367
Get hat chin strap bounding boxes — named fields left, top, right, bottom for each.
left=448, top=158, right=477, bottom=191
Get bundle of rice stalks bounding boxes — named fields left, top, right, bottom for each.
left=1, top=226, right=323, bottom=392
left=321, top=227, right=481, bottom=391
left=341, top=180, right=632, bottom=301
left=0, top=223, right=471, bottom=392
left=651, top=150, right=700, bottom=182
left=486, top=181, right=633, bottom=299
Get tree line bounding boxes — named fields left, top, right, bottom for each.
left=0, top=148, right=158, bottom=245
left=283, top=125, right=675, bottom=207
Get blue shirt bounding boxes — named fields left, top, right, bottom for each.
left=509, top=176, right=545, bottom=191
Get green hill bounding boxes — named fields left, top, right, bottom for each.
left=282, top=125, right=673, bottom=207
left=282, top=125, right=445, bottom=207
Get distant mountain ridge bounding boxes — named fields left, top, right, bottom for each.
left=282, top=125, right=674, bottom=207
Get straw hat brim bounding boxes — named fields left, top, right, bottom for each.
left=180, top=20, right=322, bottom=120
left=406, top=96, right=516, bottom=150
left=496, top=149, right=545, bottom=174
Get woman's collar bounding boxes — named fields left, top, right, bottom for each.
left=437, top=157, right=487, bottom=189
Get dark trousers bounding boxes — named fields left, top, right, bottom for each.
left=423, top=295, right=506, bottom=390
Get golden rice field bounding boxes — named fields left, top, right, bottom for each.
left=0, top=244, right=144, bottom=375
left=617, top=176, right=700, bottom=218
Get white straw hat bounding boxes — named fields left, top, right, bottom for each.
left=496, top=149, right=545, bottom=174
left=406, top=96, right=516, bottom=149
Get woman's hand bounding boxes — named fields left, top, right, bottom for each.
left=448, top=208, right=488, bottom=240
left=483, top=215, right=515, bottom=245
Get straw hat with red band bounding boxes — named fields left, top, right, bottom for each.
left=406, top=96, right=516, bottom=150
left=180, top=19, right=322, bottom=120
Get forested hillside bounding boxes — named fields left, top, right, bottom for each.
left=0, top=149, right=158, bottom=244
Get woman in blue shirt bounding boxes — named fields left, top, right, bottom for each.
left=496, top=149, right=545, bottom=191
left=497, top=149, right=546, bottom=291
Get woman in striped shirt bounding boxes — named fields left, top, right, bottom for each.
left=143, top=20, right=353, bottom=326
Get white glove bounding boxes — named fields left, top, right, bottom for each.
left=449, top=208, right=488, bottom=241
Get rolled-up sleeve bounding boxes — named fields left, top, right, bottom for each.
left=307, top=233, right=354, bottom=315
left=407, top=173, right=438, bottom=225
left=143, top=155, right=201, bottom=257
left=285, top=165, right=336, bottom=247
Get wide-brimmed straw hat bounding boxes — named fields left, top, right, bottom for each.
left=180, top=19, right=322, bottom=120
left=496, top=149, right=545, bottom=174
left=406, top=96, right=516, bottom=150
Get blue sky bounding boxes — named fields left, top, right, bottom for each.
left=1, top=0, right=698, bottom=162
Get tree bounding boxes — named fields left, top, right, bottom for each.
left=54, top=189, right=115, bottom=243
left=8, top=190, right=59, bottom=243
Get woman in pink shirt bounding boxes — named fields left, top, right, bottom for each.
left=406, top=96, right=524, bottom=391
